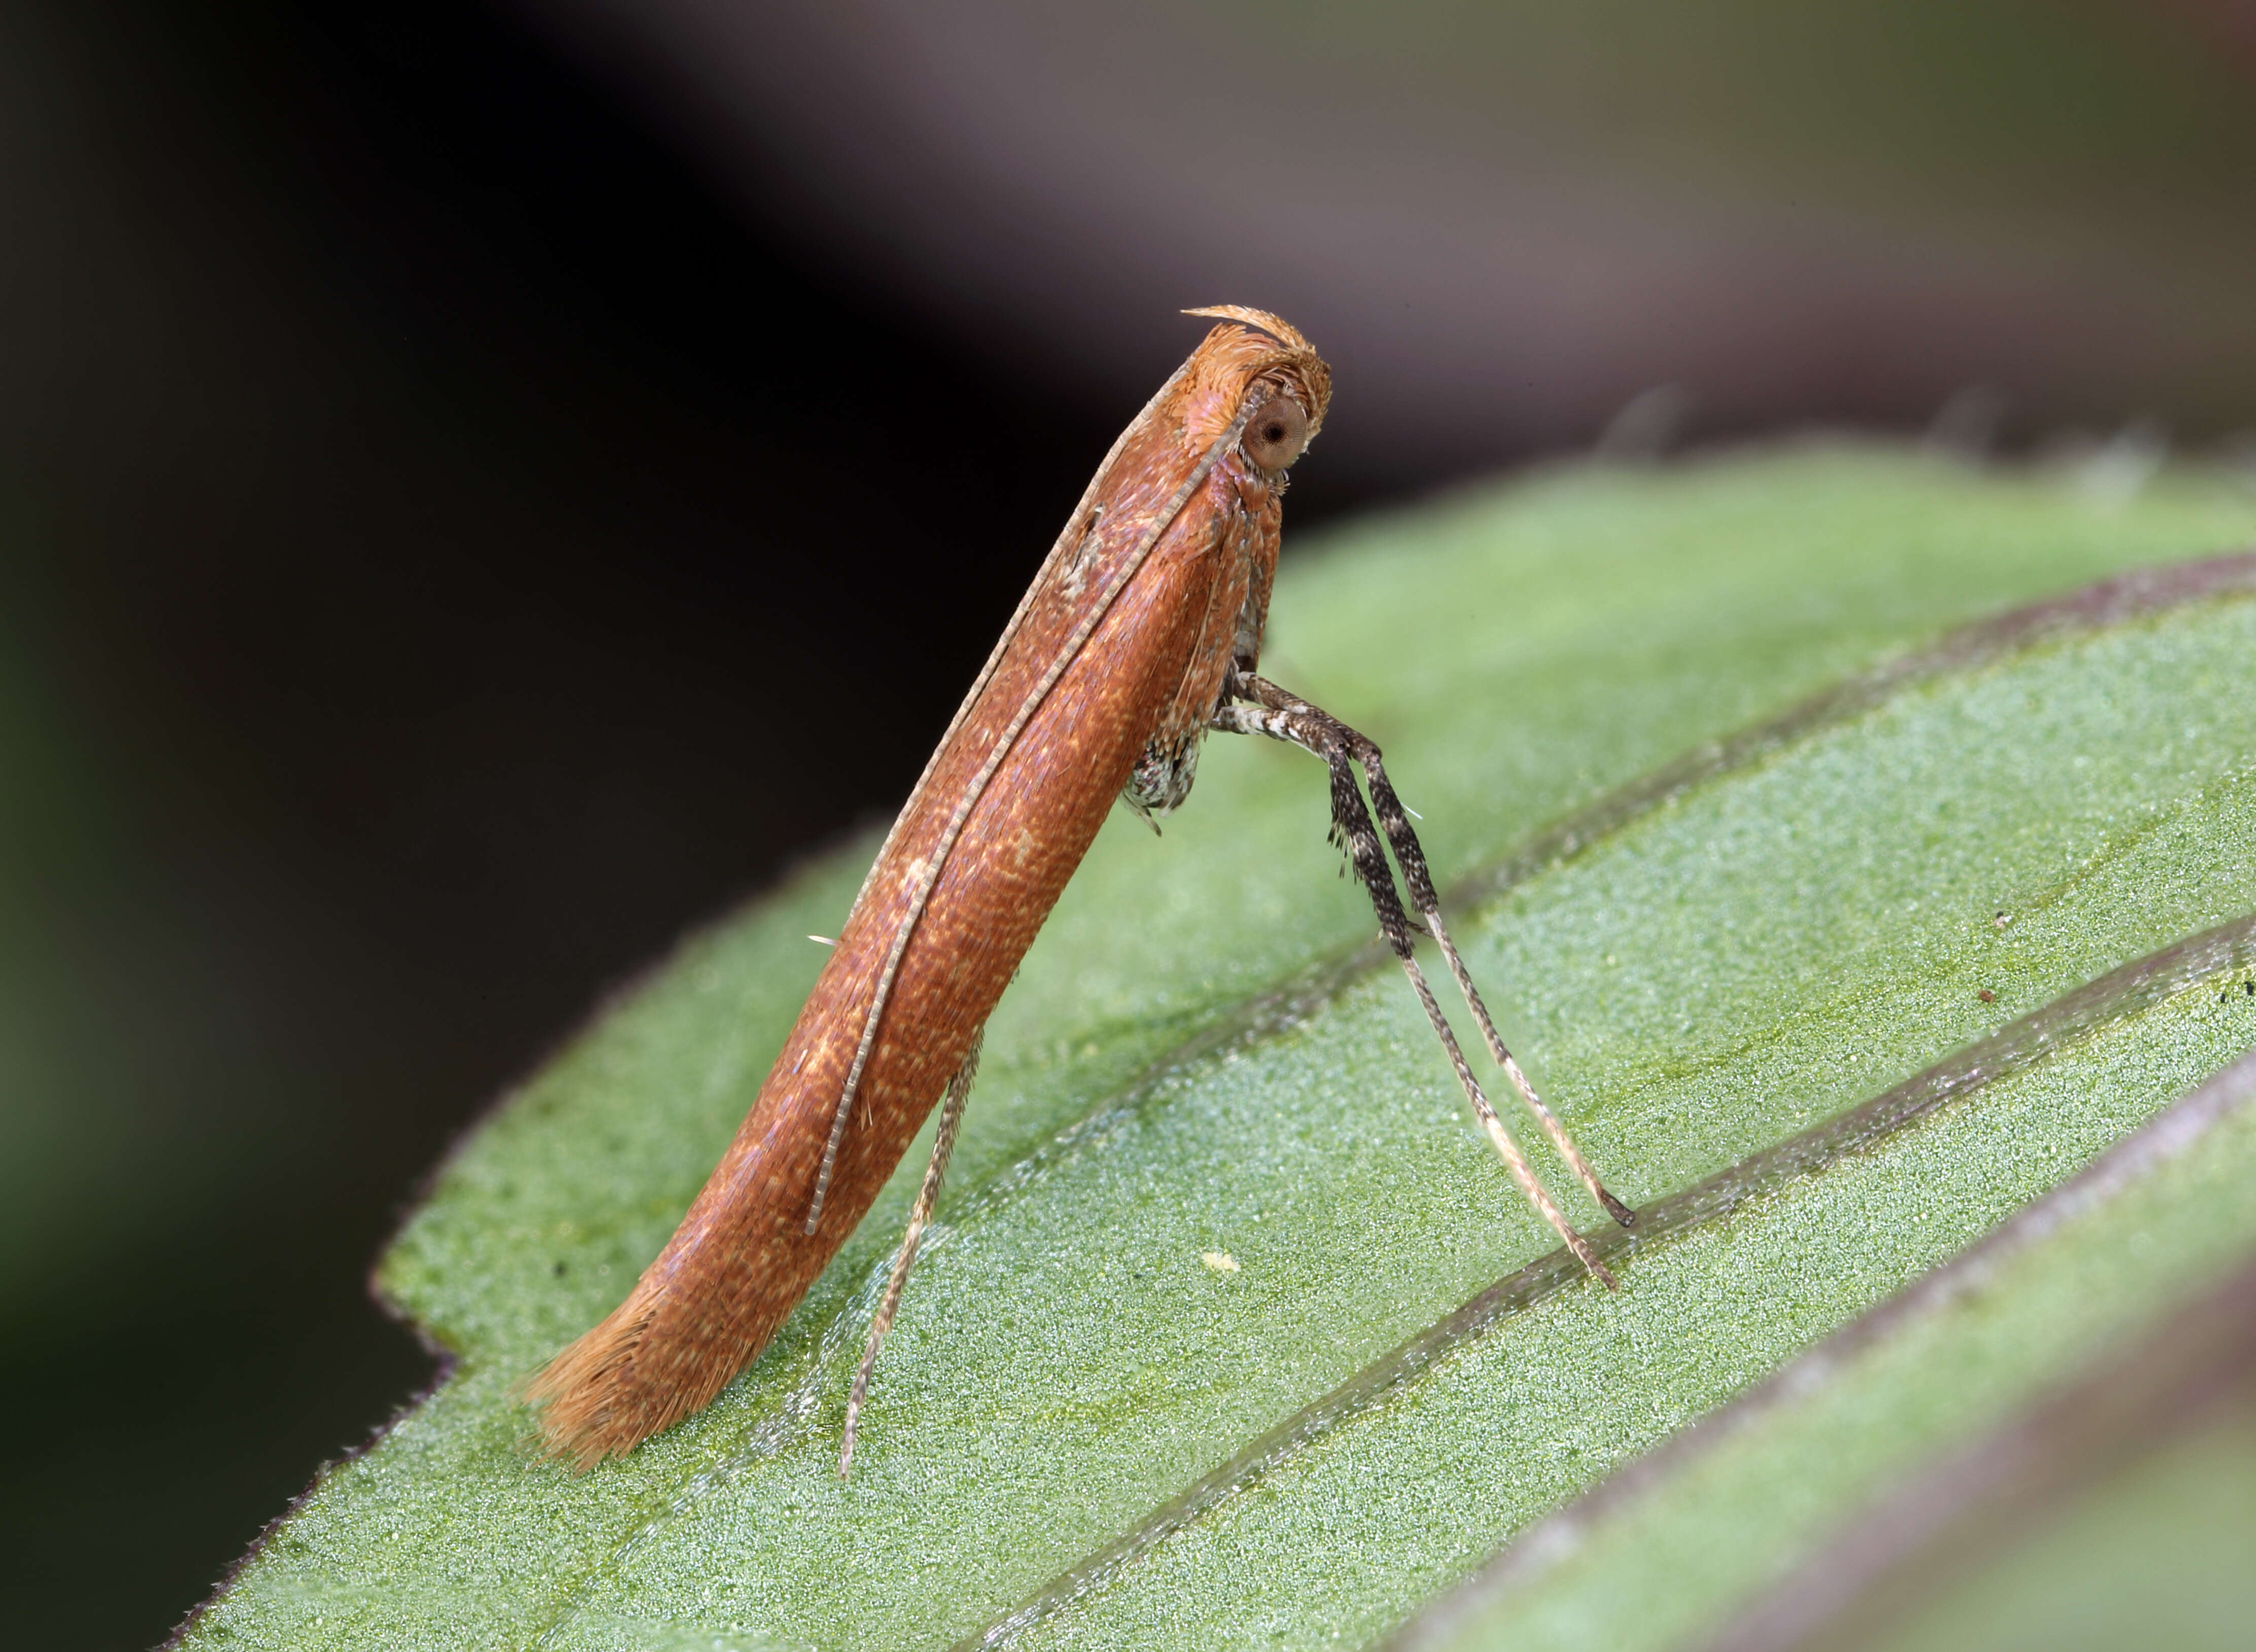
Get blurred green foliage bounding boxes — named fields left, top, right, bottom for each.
left=1853, top=1404, right=2256, bottom=1652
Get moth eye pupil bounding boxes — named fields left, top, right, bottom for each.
left=1243, top=396, right=1308, bottom=470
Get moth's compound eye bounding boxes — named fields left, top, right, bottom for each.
left=1242, top=397, right=1309, bottom=471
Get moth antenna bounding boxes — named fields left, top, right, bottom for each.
left=808, top=393, right=1274, bottom=1235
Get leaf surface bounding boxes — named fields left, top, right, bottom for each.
left=178, top=447, right=2256, bottom=1651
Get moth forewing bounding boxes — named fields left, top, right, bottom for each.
left=525, top=312, right=1334, bottom=1469
left=523, top=308, right=1627, bottom=1476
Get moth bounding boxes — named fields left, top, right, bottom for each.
left=527, top=307, right=1633, bottom=1473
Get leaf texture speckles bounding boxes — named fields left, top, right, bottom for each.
left=175, top=448, right=2256, bottom=1652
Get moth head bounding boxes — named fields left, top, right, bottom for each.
left=1241, top=396, right=1312, bottom=473
left=1177, top=306, right=1331, bottom=471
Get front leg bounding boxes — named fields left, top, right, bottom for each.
left=1214, top=676, right=1633, bottom=1280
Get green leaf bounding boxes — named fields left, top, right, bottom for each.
left=179, top=446, right=2256, bottom=1651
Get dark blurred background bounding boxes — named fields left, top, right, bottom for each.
left=2, top=2, right=2252, bottom=1645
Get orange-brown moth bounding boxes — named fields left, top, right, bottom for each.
left=526, top=307, right=1634, bottom=1474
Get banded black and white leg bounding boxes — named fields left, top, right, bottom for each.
left=839, top=1026, right=982, bottom=1476
left=1243, top=676, right=1637, bottom=1230
left=1213, top=673, right=1634, bottom=1282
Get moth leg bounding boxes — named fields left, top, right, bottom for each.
left=1212, top=690, right=1620, bottom=1286
left=1227, top=675, right=1634, bottom=1229
left=839, top=1026, right=982, bottom=1477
